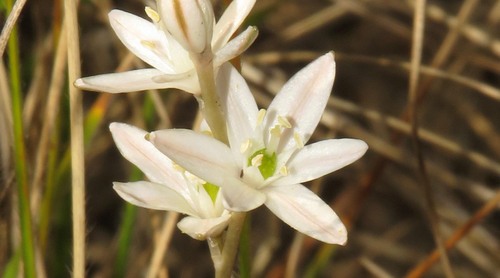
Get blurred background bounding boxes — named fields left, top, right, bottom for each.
left=1, top=0, right=500, bottom=277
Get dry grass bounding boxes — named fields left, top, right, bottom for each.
left=1, top=0, right=499, bottom=277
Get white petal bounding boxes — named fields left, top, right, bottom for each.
left=158, top=0, right=214, bottom=53
left=113, top=181, right=196, bottom=216
left=177, top=214, right=231, bottom=240
left=263, top=184, right=347, bottom=245
left=212, top=0, right=256, bottom=50
left=109, top=123, right=189, bottom=196
left=264, top=52, right=335, bottom=152
left=216, top=63, right=258, bottom=162
left=221, top=177, right=266, bottom=212
left=273, top=139, right=368, bottom=186
left=214, top=26, right=258, bottom=67
left=148, top=129, right=240, bottom=186
left=75, top=69, right=197, bottom=94
left=109, top=10, right=177, bottom=73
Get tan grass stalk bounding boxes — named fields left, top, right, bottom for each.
left=0, top=60, right=13, bottom=177
left=64, top=0, right=86, bottom=276
left=405, top=190, right=500, bottom=277
left=146, top=212, right=179, bottom=278
left=32, top=26, right=67, bottom=220
left=407, top=0, right=454, bottom=277
left=0, top=0, right=27, bottom=57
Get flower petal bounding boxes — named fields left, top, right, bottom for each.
left=264, top=52, right=335, bottom=152
left=113, top=181, right=196, bottom=216
left=177, top=214, right=231, bottom=240
left=74, top=69, right=196, bottom=94
left=214, top=26, right=258, bottom=67
left=216, top=62, right=258, bottom=163
left=148, top=129, right=240, bottom=186
left=263, top=184, right=347, bottom=245
left=212, top=0, right=256, bottom=50
left=109, top=10, right=179, bottom=73
left=109, top=123, right=189, bottom=195
left=273, top=139, right=368, bottom=186
left=220, top=177, right=266, bottom=211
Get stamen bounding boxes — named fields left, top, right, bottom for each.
left=278, top=116, right=292, bottom=128
left=145, top=6, right=161, bottom=23
left=294, top=131, right=304, bottom=149
left=240, top=139, right=251, bottom=153
left=267, top=125, right=282, bottom=153
left=251, top=154, right=263, bottom=167
left=141, top=40, right=156, bottom=49
left=279, top=166, right=288, bottom=176
left=257, top=109, right=266, bottom=126
left=172, top=162, right=185, bottom=172
left=185, top=172, right=205, bottom=185
left=201, top=130, right=213, bottom=137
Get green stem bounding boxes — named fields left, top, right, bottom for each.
left=238, top=214, right=251, bottom=278
left=192, top=49, right=245, bottom=277
left=7, top=0, right=36, bottom=275
left=191, top=51, right=228, bottom=143
left=217, top=212, right=247, bottom=278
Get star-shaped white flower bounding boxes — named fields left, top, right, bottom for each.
left=110, top=122, right=230, bottom=240
left=75, top=0, right=257, bottom=95
left=147, top=53, right=368, bottom=244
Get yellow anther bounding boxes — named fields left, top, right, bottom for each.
left=277, top=116, right=292, bottom=128
left=201, top=130, right=213, bottom=137
left=269, top=125, right=281, bottom=137
left=145, top=6, right=161, bottom=23
left=240, top=139, right=251, bottom=153
left=257, top=109, right=266, bottom=125
left=141, top=40, right=156, bottom=49
left=172, top=162, right=185, bottom=172
left=185, top=172, right=206, bottom=185
left=251, top=154, right=263, bottom=167
left=293, top=131, right=304, bottom=149
left=279, top=166, right=288, bottom=176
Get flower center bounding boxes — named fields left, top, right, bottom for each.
left=247, top=149, right=277, bottom=179
left=174, top=162, right=220, bottom=204
left=203, top=182, right=219, bottom=203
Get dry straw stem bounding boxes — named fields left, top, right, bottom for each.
left=32, top=27, right=67, bottom=222
left=0, top=60, right=13, bottom=176
left=64, top=0, right=86, bottom=277
left=147, top=212, right=179, bottom=278
left=407, top=0, right=453, bottom=276
left=247, top=51, right=500, bottom=101
left=0, top=0, right=27, bottom=57
left=405, top=190, right=500, bottom=278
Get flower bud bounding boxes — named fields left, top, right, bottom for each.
left=158, top=0, right=214, bottom=54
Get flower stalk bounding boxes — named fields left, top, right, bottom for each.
left=191, top=51, right=228, bottom=143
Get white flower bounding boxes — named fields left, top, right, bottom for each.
left=109, top=122, right=230, bottom=240
left=75, top=0, right=257, bottom=95
left=147, top=53, right=368, bottom=244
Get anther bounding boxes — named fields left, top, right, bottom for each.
left=279, top=166, right=288, bottom=176
left=141, top=40, right=156, bottom=49
left=293, top=131, right=304, bottom=149
left=240, top=139, right=251, bottom=153
left=145, top=6, right=161, bottom=23
left=257, top=109, right=266, bottom=126
left=251, top=154, right=263, bottom=167
left=278, top=116, right=291, bottom=128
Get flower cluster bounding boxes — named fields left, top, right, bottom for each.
left=78, top=0, right=367, bottom=246
left=75, top=0, right=257, bottom=95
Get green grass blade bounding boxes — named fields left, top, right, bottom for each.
left=6, top=0, right=36, bottom=276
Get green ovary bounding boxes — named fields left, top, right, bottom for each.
left=203, top=183, right=219, bottom=203
left=248, top=149, right=277, bottom=179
